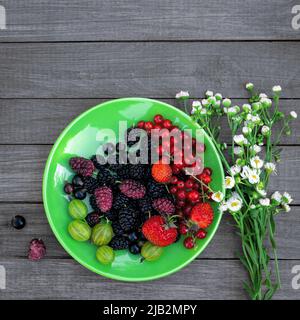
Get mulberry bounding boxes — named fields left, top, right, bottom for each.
left=69, top=157, right=95, bottom=177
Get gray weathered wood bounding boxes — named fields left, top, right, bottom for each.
left=1, top=0, right=300, bottom=42
left=0, top=145, right=298, bottom=203
left=1, top=204, right=300, bottom=260
left=1, top=42, right=300, bottom=98
left=0, top=99, right=299, bottom=144
left=0, top=258, right=299, bottom=299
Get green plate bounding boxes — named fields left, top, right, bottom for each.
left=43, top=98, right=225, bottom=281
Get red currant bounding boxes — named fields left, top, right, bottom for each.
left=203, top=167, right=213, bottom=176
left=176, top=200, right=186, bottom=208
left=154, top=114, right=164, bottom=124
left=185, top=179, right=194, bottom=189
left=183, top=205, right=193, bottom=216
left=200, top=173, right=212, bottom=185
left=184, top=237, right=195, bottom=249
left=170, top=186, right=178, bottom=194
left=163, top=119, right=172, bottom=129
left=177, top=180, right=185, bottom=189
left=179, top=224, right=189, bottom=235
left=144, top=121, right=154, bottom=131
left=187, top=190, right=200, bottom=203
left=153, top=124, right=162, bottom=130
left=196, top=229, right=207, bottom=239
left=137, top=121, right=145, bottom=129
left=170, top=176, right=178, bottom=184
left=177, top=190, right=186, bottom=200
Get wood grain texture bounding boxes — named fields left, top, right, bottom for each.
left=0, top=258, right=299, bottom=299
left=0, top=99, right=299, bottom=144
left=1, top=42, right=300, bottom=98
left=1, top=0, right=300, bottom=42
left=0, top=145, right=299, bottom=203
left=1, top=204, right=300, bottom=260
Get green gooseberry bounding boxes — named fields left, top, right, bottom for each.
left=68, top=199, right=88, bottom=219
left=96, top=245, right=115, bottom=265
left=68, top=220, right=91, bottom=242
left=92, top=221, right=113, bottom=246
left=141, top=242, right=163, bottom=262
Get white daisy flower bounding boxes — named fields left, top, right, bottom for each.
left=205, top=90, right=214, bottom=97
left=247, top=170, right=260, bottom=184
left=227, top=196, right=243, bottom=212
left=242, top=126, right=251, bottom=135
left=259, top=93, right=268, bottom=99
left=242, top=104, right=252, bottom=113
left=215, top=93, right=222, bottom=100
left=259, top=198, right=270, bottom=206
left=282, top=203, right=291, bottom=212
left=200, top=108, right=207, bottom=115
left=201, top=99, right=209, bottom=107
left=260, top=97, right=272, bottom=108
left=261, top=125, right=270, bottom=136
left=233, top=146, right=243, bottom=156
left=290, top=111, right=297, bottom=119
left=233, top=134, right=246, bottom=146
left=219, top=202, right=228, bottom=213
left=227, top=106, right=238, bottom=116
left=272, top=85, right=282, bottom=93
left=271, top=191, right=282, bottom=203
left=230, top=165, right=241, bottom=176
left=176, top=91, right=189, bottom=99
left=250, top=144, right=262, bottom=154
left=225, top=176, right=235, bottom=189
left=222, top=98, right=231, bottom=108
left=250, top=156, right=264, bottom=169
left=251, top=115, right=261, bottom=124
left=211, top=191, right=224, bottom=203
left=240, top=166, right=252, bottom=179
left=192, top=100, right=202, bottom=108
left=264, top=162, right=276, bottom=174
left=245, top=83, right=254, bottom=91
left=282, top=192, right=293, bottom=204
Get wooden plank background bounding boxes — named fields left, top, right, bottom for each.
left=0, top=0, right=299, bottom=300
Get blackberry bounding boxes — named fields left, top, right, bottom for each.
left=89, top=195, right=100, bottom=213
left=85, top=212, right=101, bottom=227
left=97, top=168, right=116, bottom=186
left=119, top=207, right=139, bottom=232
left=69, top=157, right=95, bottom=177
left=94, top=186, right=113, bottom=213
left=112, top=220, right=125, bottom=236
left=90, top=155, right=107, bottom=169
left=116, top=164, right=132, bottom=179
left=138, top=196, right=152, bottom=214
left=112, top=194, right=130, bottom=210
left=128, top=164, right=146, bottom=180
left=147, top=180, right=168, bottom=199
left=119, top=179, right=146, bottom=199
left=109, top=236, right=129, bottom=250
left=104, top=209, right=118, bottom=221
left=82, top=176, right=99, bottom=194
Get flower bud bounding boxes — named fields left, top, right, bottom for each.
left=246, top=83, right=254, bottom=91
left=222, top=98, right=231, bottom=108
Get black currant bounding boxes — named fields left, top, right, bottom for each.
left=74, top=189, right=87, bottom=200
left=72, top=175, right=84, bottom=188
left=11, top=215, right=26, bottom=230
left=64, top=183, right=73, bottom=194
left=129, top=243, right=141, bottom=255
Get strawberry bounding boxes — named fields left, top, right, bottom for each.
left=190, top=202, right=214, bottom=229
left=151, top=163, right=172, bottom=183
left=142, top=216, right=178, bottom=247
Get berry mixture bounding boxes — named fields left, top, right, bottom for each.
left=64, top=114, right=215, bottom=265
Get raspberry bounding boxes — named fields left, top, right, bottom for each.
left=94, top=186, right=113, bottom=213
left=152, top=198, right=175, bottom=215
left=109, top=236, right=129, bottom=250
left=119, top=179, right=146, bottom=199
left=151, top=163, right=172, bottom=183
left=85, top=212, right=101, bottom=227
left=28, top=239, right=46, bottom=261
left=119, top=207, right=139, bottom=231
left=69, top=157, right=95, bottom=177
left=190, top=202, right=214, bottom=229
left=82, top=176, right=99, bottom=194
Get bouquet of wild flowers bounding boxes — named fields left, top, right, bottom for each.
left=176, top=84, right=297, bottom=300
